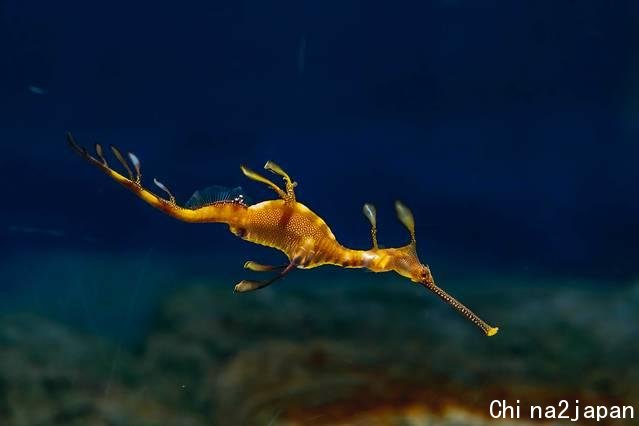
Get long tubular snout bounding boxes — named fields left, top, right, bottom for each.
left=421, top=279, right=499, bottom=337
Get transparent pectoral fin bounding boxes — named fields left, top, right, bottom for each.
left=186, top=185, right=250, bottom=209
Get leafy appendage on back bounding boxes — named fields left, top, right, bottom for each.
left=185, top=185, right=251, bottom=209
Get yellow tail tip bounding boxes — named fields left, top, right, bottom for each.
left=486, top=327, right=499, bottom=337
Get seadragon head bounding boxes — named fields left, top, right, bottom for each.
left=363, top=201, right=499, bottom=337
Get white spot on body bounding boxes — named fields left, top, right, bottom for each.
left=362, top=251, right=377, bottom=267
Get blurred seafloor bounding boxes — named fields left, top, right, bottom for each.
left=0, top=249, right=637, bottom=426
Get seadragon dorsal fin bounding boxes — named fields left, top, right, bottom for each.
left=185, top=185, right=251, bottom=209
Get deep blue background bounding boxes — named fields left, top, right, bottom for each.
left=2, top=1, right=639, bottom=279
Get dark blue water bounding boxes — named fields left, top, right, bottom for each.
left=1, top=2, right=639, bottom=425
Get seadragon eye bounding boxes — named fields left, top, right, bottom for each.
left=419, top=266, right=434, bottom=283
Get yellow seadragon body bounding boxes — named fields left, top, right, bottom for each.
left=68, top=133, right=498, bottom=336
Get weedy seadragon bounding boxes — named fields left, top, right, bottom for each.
left=68, top=133, right=498, bottom=336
